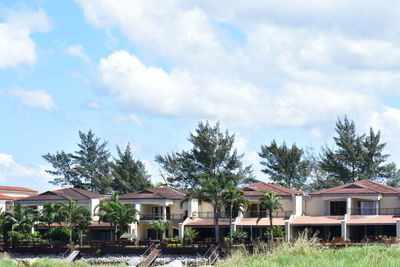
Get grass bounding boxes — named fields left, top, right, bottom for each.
left=218, top=232, right=400, bottom=267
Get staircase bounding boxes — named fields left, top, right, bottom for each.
left=203, top=244, right=220, bottom=265
left=64, top=250, right=80, bottom=262
left=139, top=247, right=161, bottom=266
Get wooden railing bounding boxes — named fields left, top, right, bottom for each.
left=243, top=210, right=292, bottom=219
left=139, top=213, right=187, bottom=221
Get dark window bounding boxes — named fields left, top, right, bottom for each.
left=330, top=201, right=346, bottom=215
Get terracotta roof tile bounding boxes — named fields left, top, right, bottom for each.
left=291, top=216, right=344, bottom=225
left=310, top=180, right=400, bottom=195
left=348, top=215, right=399, bottom=225
left=0, top=194, right=15, bottom=200
left=185, top=219, right=229, bottom=226
left=236, top=217, right=285, bottom=226
left=17, top=187, right=105, bottom=202
left=242, top=181, right=303, bottom=197
left=120, top=186, right=186, bottom=200
left=0, top=186, right=37, bottom=192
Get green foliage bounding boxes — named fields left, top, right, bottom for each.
left=258, top=192, right=282, bottom=241
left=48, top=226, right=71, bottom=241
left=43, top=130, right=112, bottom=194
left=156, top=121, right=255, bottom=242
left=149, top=220, right=170, bottom=241
left=231, top=230, right=248, bottom=244
left=259, top=140, right=311, bottom=190
left=265, top=226, right=285, bottom=240
left=183, top=228, right=199, bottom=243
left=319, top=116, right=400, bottom=187
left=111, top=144, right=152, bottom=194
left=4, top=204, right=38, bottom=234
left=96, top=192, right=138, bottom=241
left=95, top=249, right=102, bottom=257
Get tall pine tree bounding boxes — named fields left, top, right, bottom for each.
left=111, top=144, right=152, bottom=194
left=43, top=130, right=112, bottom=194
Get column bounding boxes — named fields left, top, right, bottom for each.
left=341, top=219, right=349, bottom=240
left=346, top=198, right=352, bottom=216
left=396, top=219, right=400, bottom=238
left=178, top=223, right=184, bottom=241
left=163, top=206, right=167, bottom=221
left=285, top=220, right=291, bottom=242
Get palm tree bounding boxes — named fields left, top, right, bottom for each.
left=183, top=227, right=199, bottom=245
left=149, top=220, right=170, bottom=241
left=257, top=192, right=282, bottom=242
left=222, top=185, right=249, bottom=240
left=56, top=198, right=91, bottom=243
left=96, top=192, right=138, bottom=240
left=39, top=203, right=58, bottom=243
left=4, top=204, right=38, bottom=234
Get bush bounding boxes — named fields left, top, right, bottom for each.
left=48, top=227, right=71, bottom=241
left=231, top=230, right=248, bottom=244
left=265, top=226, right=285, bottom=240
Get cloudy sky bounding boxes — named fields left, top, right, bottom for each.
left=1, top=0, right=400, bottom=192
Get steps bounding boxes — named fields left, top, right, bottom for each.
left=65, top=250, right=80, bottom=262
left=139, top=247, right=161, bottom=267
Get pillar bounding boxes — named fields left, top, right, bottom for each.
left=341, top=220, right=348, bottom=240
left=178, top=223, right=184, bottom=241
left=396, top=219, right=400, bottom=238
left=285, top=220, right=291, bottom=242
left=346, top=198, right=352, bottom=216
left=163, top=206, right=167, bottom=221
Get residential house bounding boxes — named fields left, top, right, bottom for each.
left=0, top=186, right=38, bottom=212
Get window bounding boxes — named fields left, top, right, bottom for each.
left=330, top=201, right=346, bottom=215
left=359, top=201, right=376, bottom=215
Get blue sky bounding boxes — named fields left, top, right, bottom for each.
left=1, top=0, right=400, bottom=192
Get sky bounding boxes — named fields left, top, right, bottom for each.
left=1, top=0, right=400, bottom=193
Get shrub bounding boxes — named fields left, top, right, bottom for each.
left=265, top=226, right=285, bottom=240
left=231, top=230, right=248, bottom=244
left=183, top=228, right=199, bottom=244
left=48, top=226, right=71, bottom=241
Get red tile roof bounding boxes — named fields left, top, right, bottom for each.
left=0, top=194, right=15, bottom=200
left=185, top=219, right=229, bottom=226
left=17, top=187, right=105, bottom=202
left=242, top=181, right=303, bottom=197
left=120, top=186, right=186, bottom=200
left=348, top=215, right=399, bottom=225
left=236, top=217, right=285, bottom=226
left=0, top=186, right=37, bottom=193
left=311, top=180, right=400, bottom=195
left=291, top=216, right=344, bottom=225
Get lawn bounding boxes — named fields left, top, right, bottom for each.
left=218, top=245, right=400, bottom=267
left=0, top=258, right=126, bottom=267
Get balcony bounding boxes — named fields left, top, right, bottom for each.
left=243, top=210, right=292, bottom=219
left=351, top=208, right=400, bottom=216
left=139, top=213, right=187, bottom=221
left=197, top=211, right=232, bottom=219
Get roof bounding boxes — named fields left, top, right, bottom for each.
left=17, top=187, right=105, bottom=202
left=120, top=186, right=186, bottom=200
left=0, top=186, right=37, bottom=193
left=311, top=180, right=400, bottom=195
left=0, top=194, right=16, bottom=200
left=185, top=219, right=230, bottom=226
left=291, top=216, right=344, bottom=225
left=38, top=221, right=113, bottom=228
left=348, top=215, right=399, bottom=225
left=236, top=217, right=285, bottom=226
left=241, top=181, right=303, bottom=197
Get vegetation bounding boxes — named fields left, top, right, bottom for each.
left=157, top=121, right=254, bottom=241
left=0, top=257, right=127, bottom=267
left=259, top=140, right=311, bottom=190
left=40, top=203, right=59, bottom=242
left=4, top=204, right=38, bottom=235
left=230, top=230, right=248, bottom=244
left=183, top=227, right=199, bottom=244
left=257, top=192, right=282, bottom=241
left=149, top=220, right=170, bottom=241
left=222, top=185, right=248, bottom=239
left=96, top=192, right=138, bottom=240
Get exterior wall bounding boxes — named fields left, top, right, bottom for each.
left=90, top=199, right=100, bottom=221
left=0, top=200, right=6, bottom=213
left=170, top=200, right=187, bottom=215
left=198, top=202, right=214, bottom=213
left=304, top=197, right=326, bottom=216
left=379, top=196, right=400, bottom=209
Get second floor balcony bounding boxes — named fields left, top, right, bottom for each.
left=139, top=213, right=187, bottom=221
left=244, top=210, right=292, bottom=219
left=351, top=208, right=400, bottom=216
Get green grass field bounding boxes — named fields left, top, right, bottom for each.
left=0, top=258, right=126, bottom=267
left=218, top=245, right=400, bottom=267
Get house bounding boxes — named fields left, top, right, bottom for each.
left=16, top=187, right=113, bottom=240
left=119, top=186, right=189, bottom=241
left=0, top=186, right=38, bottom=212
left=286, top=180, right=400, bottom=241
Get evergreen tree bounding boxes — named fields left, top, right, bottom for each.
left=259, top=140, right=311, bottom=190
left=111, top=144, right=151, bottom=194
left=43, top=130, right=112, bottom=194
left=156, top=121, right=254, bottom=242
left=319, top=116, right=399, bottom=185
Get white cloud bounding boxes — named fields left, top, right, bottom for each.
left=113, top=113, right=143, bottom=126
left=2, top=88, right=56, bottom=111
left=0, top=153, right=51, bottom=183
left=68, top=44, right=90, bottom=62
left=87, top=101, right=102, bottom=110
left=0, top=9, right=51, bottom=70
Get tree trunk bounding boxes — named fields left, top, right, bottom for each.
left=80, top=230, right=83, bottom=248
left=69, top=225, right=73, bottom=244
left=114, top=223, right=118, bottom=241
left=269, top=212, right=273, bottom=242
left=229, top=204, right=233, bottom=240
left=214, top=209, right=220, bottom=243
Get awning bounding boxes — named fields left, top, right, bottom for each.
left=236, top=218, right=285, bottom=226
left=185, top=219, right=229, bottom=226
left=291, top=216, right=344, bottom=226
left=348, top=215, right=398, bottom=225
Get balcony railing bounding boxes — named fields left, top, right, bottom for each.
left=351, top=208, right=400, bottom=216
left=197, top=211, right=233, bottom=219
left=139, top=213, right=187, bottom=221
left=243, top=210, right=292, bottom=219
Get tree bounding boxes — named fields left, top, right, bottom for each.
left=222, top=185, right=248, bottom=239
left=111, top=144, right=152, bottom=194
left=183, top=228, right=199, bottom=244
left=156, top=121, right=254, bottom=242
left=259, top=140, right=311, bottom=190
left=56, top=198, right=91, bottom=243
left=39, top=203, right=59, bottom=242
left=4, top=204, right=38, bottom=235
left=257, top=192, right=282, bottom=242
left=319, top=116, right=399, bottom=186
left=149, top=220, right=170, bottom=241
left=96, top=193, right=139, bottom=240
left=43, top=130, right=112, bottom=194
